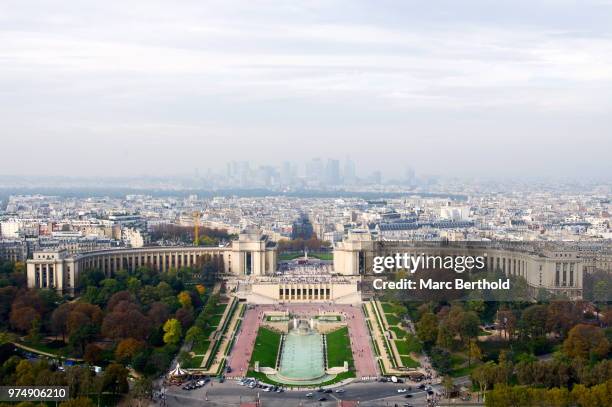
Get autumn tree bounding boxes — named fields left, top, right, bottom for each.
left=10, top=306, right=39, bottom=333
left=467, top=339, right=482, bottom=367
left=162, top=319, right=182, bottom=345
left=563, top=324, right=609, bottom=360
left=177, top=291, right=192, bottom=308
left=115, top=338, right=145, bottom=363
left=546, top=300, right=583, bottom=339
left=147, top=302, right=170, bottom=327
left=175, top=307, right=194, bottom=330
left=83, top=344, right=103, bottom=365
left=101, top=302, right=151, bottom=341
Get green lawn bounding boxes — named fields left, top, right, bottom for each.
left=381, top=302, right=407, bottom=315
left=183, top=355, right=204, bottom=368
left=381, top=302, right=395, bottom=313
left=192, top=339, right=210, bottom=355
left=450, top=353, right=466, bottom=367
left=385, top=313, right=401, bottom=326
left=450, top=365, right=476, bottom=378
left=279, top=252, right=303, bottom=261
left=317, top=315, right=341, bottom=321
left=326, top=327, right=354, bottom=368
left=212, top=303, right=228, bottom=315
left=279, top=251, right=333, bottom=261
left=389, top=326, right=407, bottom=338
left=400, top=355, right=420, bottom=368
left=394, top=334, right=422, bottom=355
left=209, top=313, right=223, bottom=327
left=250, top=327, right=281, bottom=368
left=448, top=353, right=475, bottom=377
left=20, top=340, right=71, bottom=356
left=309, top=252, right=333, bottom=261
left=202, top=325, right=217, bottom=337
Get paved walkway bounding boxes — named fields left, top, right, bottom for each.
left=12, top=341, right=84, bottom=362
left=227, top=306, right=259, bottom=376
left=227, top=304, right=378, bottom=379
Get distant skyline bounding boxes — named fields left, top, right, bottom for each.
left=1, top=1, right=611, bottom=180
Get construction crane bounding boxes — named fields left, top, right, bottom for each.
left=193, top=211, right=201, bottom=246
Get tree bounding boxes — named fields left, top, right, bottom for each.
left=430, top=347, right=451, bottom=375
left=51, top=303, right=72, bottom=342
left=442, top=375, right=454, bottom=399
left=459, top=311, right=481, bottom=344
left=416, top=312, right=438, bottom=345
left=497, top=309, right=517, bottom=340
left=177, top=291, right=192, bottom=308
left=83, top=344, right=103, bottom=365
left=546, top=301, right=583, bottom=339
left=519, top=304, right=548, bottom=339
left=185, top=326, right=203, bottom=343
left=27, top=317, right=41, bottom=343
left=101, top=306, right=151, bottom=341
left=496, top=350, right=513, bottom=385
left=107, top=291, right=136, bottom=312
left=175, top=307, right=194, bottom=330
left=563, top=324, right=609, bottom=360
left=115, top=338, right=145, bottom=362
left=101, top=363, right=129, bottom=395
left=130, top=377, right=153, bottom=407
left=0, top=286, right=18, bottom=325
left=156, top=282, right=174, bottom=299
left=69, top=325, right=97, bottom=355
left=466, top=299, right=485, bottom=316
left=471, top=361, right=496, bottom=401
left=467, top=339, right=482, bottom=367
left=147, top=302, right=170, bottom=327
left=126, top=277, right=142, bottom=294
left=15, top=359, right=35, bottom=385
left=593, top=280, right=610, bottom=304
left=10, top=306, right=39, bottom=333
left=162, top=319, right=182, bottom=345
left=436, top=322, right=454, bottom=350
left=53, top=303, right=104, bottom=339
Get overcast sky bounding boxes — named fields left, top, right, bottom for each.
left=1, top=0, right=611, bottom=180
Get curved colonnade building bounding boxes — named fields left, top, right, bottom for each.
left=26, top=230, right=276, bottom=294
left=26, top=229, right=606, bottom=302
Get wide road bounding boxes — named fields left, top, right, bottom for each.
left=160, top=379, right=452, bottom=407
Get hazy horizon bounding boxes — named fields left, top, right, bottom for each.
left=1, top=1, right=611, bottom=180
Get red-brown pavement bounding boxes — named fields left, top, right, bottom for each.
left=227, top=303, right=378, bottom=380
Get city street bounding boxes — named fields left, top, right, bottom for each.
left=160, top=380, right=451, bottom=407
